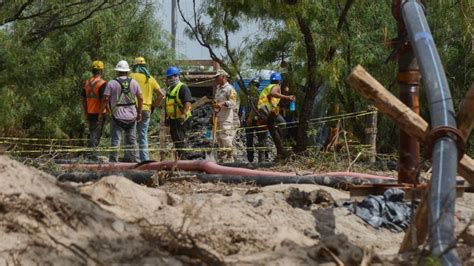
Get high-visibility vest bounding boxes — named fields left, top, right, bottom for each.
left=111, top=77, right=137, bottom=115
left=165, top=82, right=192, bottom=120
left=257, top=84, right=280, bottom=112
left=85, top=76, right=106, bottom=114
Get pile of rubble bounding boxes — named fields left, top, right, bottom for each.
left=186, top=103, right=254, bottom=161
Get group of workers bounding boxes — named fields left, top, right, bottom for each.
left=82, top=58, right=294, bottom=163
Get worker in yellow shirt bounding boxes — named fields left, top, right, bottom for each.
left=130, top=57, right=164, bottom=162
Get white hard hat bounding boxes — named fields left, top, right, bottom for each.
left=114, top=60, right=130, bottom=72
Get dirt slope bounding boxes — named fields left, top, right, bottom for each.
left=0, top=155, right=179, bottom=265
left=1, top=155, right=472, bottom=264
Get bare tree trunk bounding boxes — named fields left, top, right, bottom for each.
left=295, top=16, right=321, bottom=153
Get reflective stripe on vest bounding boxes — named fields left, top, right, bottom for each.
left=257, top=84, right=280, bottom=111
left=85, top=76, right=106, bottom=114
left=165, top=82, right=192, bottom=120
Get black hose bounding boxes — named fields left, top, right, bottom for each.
left=53, top=171, right=395, bottom=190
left=196, top=174, right=394, bottom=189
left=55, top=171, right=156, bottom=184
left=402, top=1, right=460, bottom=264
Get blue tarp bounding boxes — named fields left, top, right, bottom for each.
left=233, top=79, right=270, bottom=94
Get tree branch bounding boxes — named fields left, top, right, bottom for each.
left=1, top=0, right=35, bottom=25
left=177, top=0, right=225, bottom=67
left=25, top=0, right=127, bottom=43
left=223, top=11, right=248, bottom=95
left=325, top=0, right=354, bottom=61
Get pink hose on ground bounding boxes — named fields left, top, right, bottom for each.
left=59, top=160, right=395, bottom=180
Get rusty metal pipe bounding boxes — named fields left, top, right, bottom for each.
left=397, top=47, right=421, bottom=184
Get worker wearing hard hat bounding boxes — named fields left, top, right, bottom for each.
left=130, top=56, right=164, bottom=162
left=243, top=78, right=267, bottom=163
left=82, top=60, right=107, bottom=161
left=99, top=60, right=143, bottom=162
left=257, top=71, right=294, bottom=161
left=213, top=69, right=239, bottom=163
left=164, top=66, right=193, bottom=160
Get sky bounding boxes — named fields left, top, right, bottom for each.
left=155, top=0, right=257, bottom=60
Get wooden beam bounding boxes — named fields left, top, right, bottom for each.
left=191, top=96, right=211, bottom=111
left=399, top=191, right=428, bottom=252
left=346, top=65, right=474, bottom=184
left=456, top=83, right=474, bottom=141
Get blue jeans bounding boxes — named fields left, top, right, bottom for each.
left=110, top=117, right=139, bottom=162
left=137, top=110, right=151, bottom=162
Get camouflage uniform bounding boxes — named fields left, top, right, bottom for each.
left=214, top=82, right=239, bottom=162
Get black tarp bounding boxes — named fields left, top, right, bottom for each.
left=346, top=188, right=416, bottom=232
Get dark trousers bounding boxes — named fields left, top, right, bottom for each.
left=245, top=120, right=269, bottom=163
left=267, top=113, right=287, bottom=159
left=86, top=114, right=104, bottom=160
left=169, top=119, right=189, bottom=159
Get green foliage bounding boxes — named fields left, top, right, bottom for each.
left=212, top=0, right=472, bottom=154
left=0, top=1, right=172, bottom=138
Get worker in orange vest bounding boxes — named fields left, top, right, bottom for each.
left=82, top=60, right=107, bottom=161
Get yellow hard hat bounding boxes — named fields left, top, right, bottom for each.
left=91, top=60, right=104, bottom=70
left=133, top=57, right=146, bottom=65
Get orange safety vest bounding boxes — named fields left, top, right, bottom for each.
left=85, top=76, right=106, bottom=114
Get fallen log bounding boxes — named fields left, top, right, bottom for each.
left=346, top=65, right=474, bottom=184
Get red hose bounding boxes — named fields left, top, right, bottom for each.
left=59, top=160, right=395, bottom=180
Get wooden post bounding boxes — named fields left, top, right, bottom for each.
left=159, top=104, right=169, bottom=161
left=365, top=105, right=378, bottom=162
left=346, top=65, right=474, bottom=184
left=399, top=190, right=429, bottom=252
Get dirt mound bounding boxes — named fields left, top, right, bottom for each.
left=79, top=176, right=319, bottom=259
left=0, top=155, right=178, bottom=265
left=3, top=155, right=473, bottom=264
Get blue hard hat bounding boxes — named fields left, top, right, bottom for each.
left=166, top=66, right=180, bottom=77
left=270, top=72, right=282, bottom=82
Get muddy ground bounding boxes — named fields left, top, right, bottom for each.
left=0, top=155, right=473, bottom=265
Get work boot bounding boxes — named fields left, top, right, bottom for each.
left=247, top=151, right=254, bottom=163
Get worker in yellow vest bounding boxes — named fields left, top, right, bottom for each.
left=130, top=57, right=164, bottom=162
left=257, top=72, right=295, bottom=161
left=164, top=66, right=193, bottom=160
left=82, top=60, right=107, bottom=161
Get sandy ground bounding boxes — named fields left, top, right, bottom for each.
left=0, top=155, right=473, bottom=264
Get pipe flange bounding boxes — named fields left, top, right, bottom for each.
left=425, top=126, right=466, bottom=161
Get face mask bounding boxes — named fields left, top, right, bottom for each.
left=167, top=77, right=179, bottom=87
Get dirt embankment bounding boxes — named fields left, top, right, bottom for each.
left=1, top=155, right=473, bottom=264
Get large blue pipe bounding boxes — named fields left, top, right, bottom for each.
left=401, top=1, right=460, bottom=264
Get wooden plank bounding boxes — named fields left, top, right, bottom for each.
left=346, top=65, right=428, bottom=140
left=457, top=83, right=474, bottom=141
left=346, top=65, right=474, bottom=184
left=191, top=96, right=211, bottom=111
left=399, top=191, right=428, bottom=253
